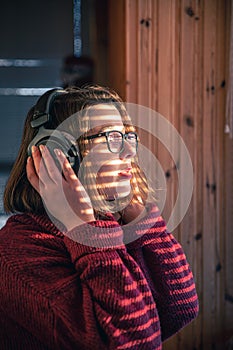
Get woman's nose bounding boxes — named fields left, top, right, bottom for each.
left=119, top=140, right=136, bottom=160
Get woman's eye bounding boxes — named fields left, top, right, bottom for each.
left=110, top=136, right=121, bottom=142
left=109, top=133, right=122, bottom=141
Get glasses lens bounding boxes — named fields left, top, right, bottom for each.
left=126, top=132, right=137, bottom=148
left=107, top=131, right=123, bottom=153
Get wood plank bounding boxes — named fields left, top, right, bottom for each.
left=214, top=1, right=227, bottom=348
left=202, top=0, right=219, bottom=347
left=224, top=0, right=233, bottom=347
left=125, top=0, right=138, bottom=103
left=191, top=0, right=205, bottom=348
left=108, top=0, right=127, bottom=99
left=156, top=0, right=177, bottom=231
left=178, top=0, right=202, bottom=347
left=158, top=1, right=179, bottom=349
left=137, top=0, right=152, bottom=108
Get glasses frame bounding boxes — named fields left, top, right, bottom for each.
left=85, top=130, right=138, bottom=154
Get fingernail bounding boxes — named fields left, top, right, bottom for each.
left=27, top=156, right=32, bottom=163
left=54, top=149, right=61, bottom=156
left=31, top=145, right=37, bottom=153
left=39, top=145, right=45, bottom=153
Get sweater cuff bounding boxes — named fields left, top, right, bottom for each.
left=123, top=204, right=167, bottom=248
left=63, top=220, right=124, bottom=260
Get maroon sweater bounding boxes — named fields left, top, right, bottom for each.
left=0, top=204, right=198, bottom=349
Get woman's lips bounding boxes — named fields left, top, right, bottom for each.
left=118, top=168, right=132, bottom=179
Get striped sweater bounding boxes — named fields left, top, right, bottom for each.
left=0, top=204, right=198, bottom=349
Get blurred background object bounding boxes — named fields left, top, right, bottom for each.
left=61, top=54, right=94, bottom=87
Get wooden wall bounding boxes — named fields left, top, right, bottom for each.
left=107, top=0, right=233, bottom=349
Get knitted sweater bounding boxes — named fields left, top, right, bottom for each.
left=0, top=204, right=198, bottom=350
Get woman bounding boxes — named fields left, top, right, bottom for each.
left=0, top=85, right=198, bottom=349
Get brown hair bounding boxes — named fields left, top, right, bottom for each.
left=4, top=85, right=151, bottom=215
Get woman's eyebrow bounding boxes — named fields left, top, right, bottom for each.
left=101, top=124, right=125, bottom=132
left=88, top=124, right=125, bottom=135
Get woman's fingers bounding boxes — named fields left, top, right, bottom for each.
left=27, top=145, right=56, bottom=190
left=54, top=149, right=78, bottom=184
left=54, top=148, right=93, bottom=208
left=28, top=145, right=78, bottom=189
left=39, top=145, right=62, bottom=183
left=26, top=156, right=40, bottom=192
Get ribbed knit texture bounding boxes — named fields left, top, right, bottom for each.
left=0, top=205, right=198, bottom=349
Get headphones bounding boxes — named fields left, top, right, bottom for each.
left=27, top=88, right=81, bottom=171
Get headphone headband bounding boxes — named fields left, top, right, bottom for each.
left=31, top=88, right=67, bottom=128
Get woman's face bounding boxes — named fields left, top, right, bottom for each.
left=82, top=104, right=137, bottom=201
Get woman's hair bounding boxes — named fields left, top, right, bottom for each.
left=4, top=84, right=151, bottom=216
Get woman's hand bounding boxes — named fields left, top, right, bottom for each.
left=26, top=145, right=95, bottom=231
left=121, top=198, right=146, bottom=224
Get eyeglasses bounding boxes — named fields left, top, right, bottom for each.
left=85, top=130, right=138, bottom=154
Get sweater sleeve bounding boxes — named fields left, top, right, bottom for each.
left=0, top=215, right=163, bottom=350
left=124, top=204, right=199, bottom=341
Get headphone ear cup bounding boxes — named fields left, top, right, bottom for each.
left=28, top=127, right=81, bottom=173
left=28, top=88, right=81, bottom=173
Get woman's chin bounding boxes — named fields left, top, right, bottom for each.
left=105, top=186, right=132, bottom=201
